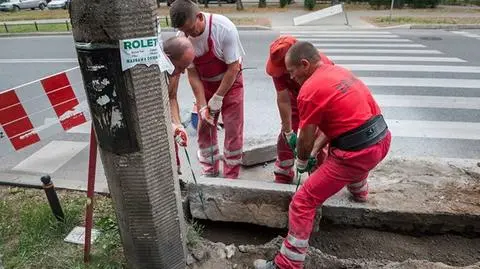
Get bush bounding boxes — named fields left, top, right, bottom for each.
left=305, top=0, right=316, bottom=10
left=406, top=0, right=440, bottom=7
left=280, top=0, right=289, bottom=7
left=368, top=0, right=405, bottom=9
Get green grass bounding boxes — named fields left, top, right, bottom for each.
left=0, top=186, right=205, bottom=269
left=366, top=16, right=480, bottom=25
left=0, top=187, right=125, bottom=269
left=0, top=22, right=71, bottom=33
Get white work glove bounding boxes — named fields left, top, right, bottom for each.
left=295, top=156, right=317, bottom=174
left=199, top=105, right=215, bottom=126
left=172, top=123, right=188, bottom=147
left=208, top=94, right=224, bottom=115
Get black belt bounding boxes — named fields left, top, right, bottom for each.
left=330, top=115, right=388, bottom=151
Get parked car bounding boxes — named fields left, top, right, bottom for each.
left=47, top=0, right=69, bottom=9
left=0, top=0, right=47, bottom=11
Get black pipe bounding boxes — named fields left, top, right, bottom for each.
left=41, top=175, right=65, bottom=222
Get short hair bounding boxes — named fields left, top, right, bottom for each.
left=163, top=36, right=193, bottom=61
left=170, top=0, right=199, bottom=29
left=286, top=41, right=321, bottom=66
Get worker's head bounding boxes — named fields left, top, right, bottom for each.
left=285, top=41, right=321, bottom=85
left=266, top=35, right=298, bottom=78
left=170, top=0, right=205, bottom=37
left=163, top=36, right=195, bottom=76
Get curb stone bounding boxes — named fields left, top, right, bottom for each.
left=0, top=25, right=271, bottom=38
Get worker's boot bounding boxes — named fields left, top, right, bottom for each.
left=253, top=259, right=278, bottom=269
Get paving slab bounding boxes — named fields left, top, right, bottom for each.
left=187, top=156, right=480, bottom=234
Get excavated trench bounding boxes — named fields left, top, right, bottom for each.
left=188, top=219, right=480, bottom=268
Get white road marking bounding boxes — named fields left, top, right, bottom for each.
left=375, top=95, right=480, bottom=109
left=322, top=49, right=442, bottom=54
left=0, top=58, right=78, bottom=63
left=313, top=43, right=426, bottom=48
left=330, top=56, right=466, bottom=62
left=12, top=140, right=88, bottom=174
left=387, top=119, right=480, bottom=140
left=361, top=77, right=480, bottom=88
left=343, top=64, right=480, bottom=73
left=300, top=38, right=413, bottom=42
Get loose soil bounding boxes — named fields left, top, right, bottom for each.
left=198, top=220, right=480, bottom=267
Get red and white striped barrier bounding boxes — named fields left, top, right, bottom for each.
left=0, top=67, right=89, bottom=157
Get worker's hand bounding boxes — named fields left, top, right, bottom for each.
left=284, top=130, right=297, bottom=151
left=199, top=105, right=215, bottom=126
left=208, top=94, right=224, bottom=116
left=296, top=156, right=317, bottom=174
left=172, top=124, right=188, bottom=147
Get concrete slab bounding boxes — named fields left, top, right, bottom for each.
left=241, top=139, right=276, bottom=167
left=187, top=156, right=480, bottom=234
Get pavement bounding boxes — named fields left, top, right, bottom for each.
left=1, top=26, right=480, bottom=233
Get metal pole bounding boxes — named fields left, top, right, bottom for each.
left=342, top=3, right=349, bottom=26
left=66, top=20, right=70, bottom=31
left=34, top=21, right=39, bottom=31
left=389, top=0, right=395, bottom=23
left=41, top=175, right=65, bottom=222
left=3, top=23, right=8, bottom=33
left=83, top=123, right=97, bottom=263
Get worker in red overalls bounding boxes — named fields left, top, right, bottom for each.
left=266, top=36, right=332, bottom=184
left=169, top=0, right=245, bottom=179
left=254, top=42, right=391, bottom=269
left=163, top=36, right=196, bottom=175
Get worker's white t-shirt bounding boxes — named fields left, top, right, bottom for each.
left=177, top=12, right=245, bottom=67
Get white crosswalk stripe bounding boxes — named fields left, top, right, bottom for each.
left=451, top=30, right=480, bottom=41
left=283, top=30, right=480, bottom=160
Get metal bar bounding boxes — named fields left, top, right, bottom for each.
left=34, top=21, right=39, bottom=31
left=342, top=4, right=349, bottom=26
left=83, top=123, right=97, bottom=263
left=165, top=16, right=169, bottom=26
left=3, top=23, right=7, bottom=33
left=66, top=20, right=70, bottom=31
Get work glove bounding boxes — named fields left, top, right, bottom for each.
left=284, top=130, right=297, bottom=151
left=296, top=156, right=317, bottom=174
left=208, top=94, right=224, bottom=116
left=172, top=124, right=188, bottom=147
left=199, top=105, right=215, bottom=126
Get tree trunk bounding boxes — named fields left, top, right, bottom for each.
left=236, top=0, right=244, bottom=10
left=69, top=0, right=187, bottom=268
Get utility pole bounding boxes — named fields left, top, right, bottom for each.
left=69, top=0, right=187, bottom=268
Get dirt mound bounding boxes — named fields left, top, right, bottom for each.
left=187, top=236, right=480, bottom=269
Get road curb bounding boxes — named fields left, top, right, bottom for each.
left=410, top=24, right=480, bottom=30
left=0, top=25, right=271, bottom=38
left=186, top=157, right=480, bottom=235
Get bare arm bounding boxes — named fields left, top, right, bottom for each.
left=297, top=124, right=317, bottom=160
left=187, top=67, right=208, bottom=108
left=168, top=74, right=181, bottom=125
left=215, top=61, right=241, bottom=97
left=311, top=130, right=328, bottom=156
left=276, top=89, right=292, bottom=133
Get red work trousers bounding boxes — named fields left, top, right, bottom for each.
left=274, top=131, right=391, bottom=269
left=197, top=73, right=244, bottom=179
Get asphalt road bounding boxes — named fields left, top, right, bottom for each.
left=0, top=29, right=479, bottom=189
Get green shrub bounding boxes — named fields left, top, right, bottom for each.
left=368, top=0, right=405, bottom=9
left=280, top=0, right=289, bottom=7
left=304, top=0, right=316, bottom=10
left=258, top=0, right=266, bottom=8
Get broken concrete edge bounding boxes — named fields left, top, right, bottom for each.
left=0, top=25, right=271, bottom=38
left=186, top=175, right=480, bottom=235
left=189, top=236, right=480, bottom=269
left=410, top=24, right=480, bottom=30
left=241, top=142, right=277, bottom=166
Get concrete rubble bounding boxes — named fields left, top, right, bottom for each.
left=186, top=236, right=480, bottom=269
left=186, top=157, right=480, bottom=234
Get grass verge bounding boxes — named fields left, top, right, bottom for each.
left=365, top=16, right=480, bottom=26
left=0, top=186, right=204, bottom=269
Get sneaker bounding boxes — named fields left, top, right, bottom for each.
left=253, top=259, right=277, bottom=269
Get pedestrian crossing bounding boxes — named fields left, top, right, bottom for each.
left=281, top=30, right=480, bottom=159
left=1, top=30, right=480, bottom=184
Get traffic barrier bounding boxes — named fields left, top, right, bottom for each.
left=0, top=67, right=88, bottom=157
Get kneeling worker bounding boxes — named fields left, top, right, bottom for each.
left=255, top=41, right=391, bottom=269
left=266, top=35, right=333, bottom=184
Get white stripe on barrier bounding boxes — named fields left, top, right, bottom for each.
left=361, top=77, right=480, bottom=88
left=344, top=64, right=480, bottom=73
left=329, top=56, right=466, bottom=62
left=0, top=66, right=88, bottom=158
